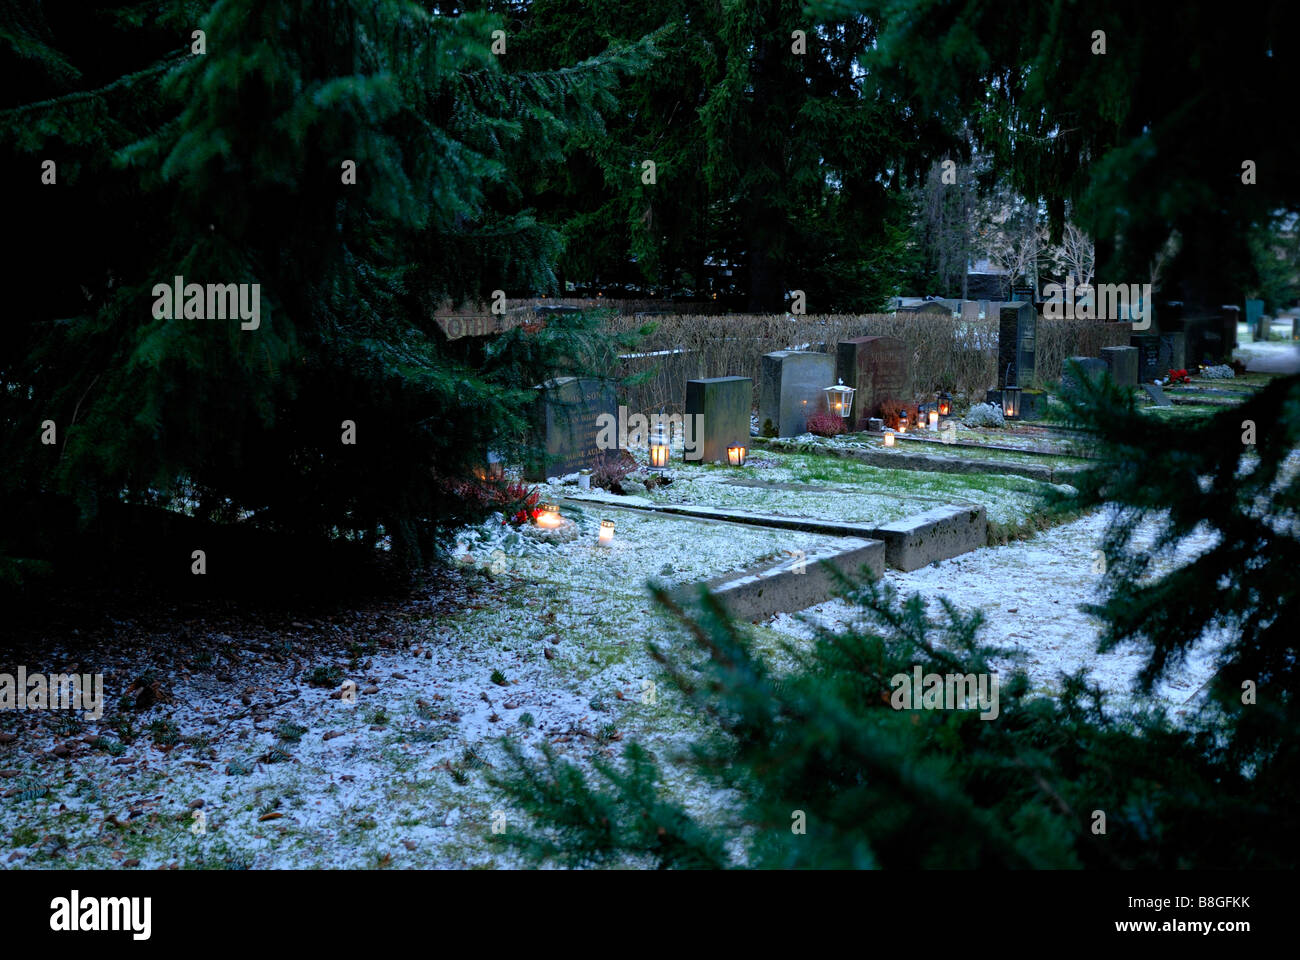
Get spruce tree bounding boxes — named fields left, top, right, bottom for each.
left=1, top=0, right=649, bottom=580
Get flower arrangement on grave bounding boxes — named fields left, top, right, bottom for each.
left=1167, top=368, right=1191, bottom=384
left=450, top=479, right=541, bottom=526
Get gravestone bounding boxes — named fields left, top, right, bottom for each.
left=836, top=336, right=911, bottom=425
left=1183, top=315, right=1209, bottom=365
left=1141, top=383, right=1172, bottom=406
left=1219, top=306, right=1240, bottom=355
left=1158, top=332, right=1186, bottom=374
left=998, top=302, right=1036, bottom=386
left=685, top=376, right=752, bottom=463
left=1130, top=335, right=1161, bottom=382
left=1060, top=356, right=1109, bottom=393
left=526, top=377, right=618, bottom=480
left=1100, top=346, right=1139, bottom=387
left=1246, top=299, right=1266, bottom=341
left=759, top=351, right=835, bottom=437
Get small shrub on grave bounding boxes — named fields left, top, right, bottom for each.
left=591, top=452, right=636, bottom=492
left=805, top=411, right=846, bottom=437
left=964, top=402, right=1005, bottom=428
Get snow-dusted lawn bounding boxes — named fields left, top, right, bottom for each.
left=5, top=454, right=1260, bottom=869
left=770, top=508, right=1225, bottom=713
left=604, top=448, right=1067, bottom=527
left=0, top=506, right=846, bottom=870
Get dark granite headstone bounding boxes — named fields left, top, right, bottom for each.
left=1141, top=383, right=1172, bottom=406
left=1158, top=332, right=1186, bottom=374
left=759, top=351, right=835, bottom=437
left=1100, top=346, right=1139, bottom=387
left=1060, top=356, right=1109, bottom=393
left=685, top=376, right=752, bottom=463
left=1131, top=335, right=1161, bottom=382
left=526, top=377, right=618, bottom=480
left=998, top=302, right=1036, bottom=386
left=1183, top=315, right=1209, bottom=365
left=985, top=388, right=1046, bottom=420
left=1219, top=306, right=1240, bottom=356
left=835, top=336, right=912, bottom=425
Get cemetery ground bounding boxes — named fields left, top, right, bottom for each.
left=0, top=383, right=1267, bottom=870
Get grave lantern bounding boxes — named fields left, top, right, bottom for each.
left=648, top=426, right=669, bottom=469
left=937, top=392, right=952, bottom=417
left=598, top=519, right=615, bottom=545
left=883, top=430, right=896, bottom=447
left=1002, top=385, right=1022, bottom=420
left=727, top=443, right=747, bottom=466
left=537, top=503, right=562, bottom=528
left=897, top=409, right=909, bottom=433
left=823, top=380, right=856, bottom=423
left=928, top=409, right=939, bottom=429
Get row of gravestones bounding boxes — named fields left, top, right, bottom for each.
left=524, top=302, right=1249, bottom=477
left=526, top=334, right=919, bottom=478
left=524, top=374, right=754, bottom=479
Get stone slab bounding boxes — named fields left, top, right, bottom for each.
left=998, top=302, right=1036, bottom=387
left=835, top=336, right=911, bottom=426
left=1060, top=356, right=1109, bottom=394
left=1141, top=383, right=1172, bottom=406
left=685, top=376, right=752, bottom=463
left=1131, top=335, right=1161, bottom=382
left=526, top=377, right=618, bottom=481
left=759, top=350, right=835, bottom=438
left=1158, top=332, right=1186, bottom=374
left=694, top=538, right=886, bottom=622
left=1100, top=345, right=1139, bottom=387
left=872, top=504, right=988, bottom=572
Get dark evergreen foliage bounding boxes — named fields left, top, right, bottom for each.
left=1, top=1, right=649, bottom=582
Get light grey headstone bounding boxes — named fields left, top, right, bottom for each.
left=759, top=351, right=835, bottom=437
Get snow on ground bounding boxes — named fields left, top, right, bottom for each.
left=1235, top=338, right=1300, bottom=375
left=770, top=508, right=1226, bottom=713
left=0, top=506, right=846, bottom=870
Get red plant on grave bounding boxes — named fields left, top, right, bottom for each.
left=806, top=410, right=846, bottom=437
left=449, top=478, right=541, bottom=525
left=1167, top=368, right=1190, bottom=384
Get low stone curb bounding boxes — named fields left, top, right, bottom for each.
left=675, top=537, right=885, bottom=622
left=561, top=496, right=988, bottom=572
left=753, top=436, right=1081, bottom=484
left=871, top=504, right=988, bottom=572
